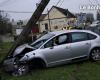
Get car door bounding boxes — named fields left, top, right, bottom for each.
left=41, top=33, right=71, bottom=66
left=70, top=32, right=91, bottom=59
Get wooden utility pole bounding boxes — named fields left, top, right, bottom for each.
left=1, top=0, right=50, bottom=65
left=47, top=9, right=51, bottom=31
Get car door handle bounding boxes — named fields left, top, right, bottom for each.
left=50, top=47, right=54, bottom=49
left=66, top=46, right=69, bottom=49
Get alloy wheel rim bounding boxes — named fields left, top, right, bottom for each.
left=91, top=49, right=100, bottom=61
left=13, top=65, right=27, bottom=76
left=18, top=66, right=26, bottom=75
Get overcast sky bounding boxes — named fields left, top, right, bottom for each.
left=0, top=0, right=99, bottom=21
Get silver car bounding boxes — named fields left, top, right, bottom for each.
left=4, top=30, right=100, bottom=76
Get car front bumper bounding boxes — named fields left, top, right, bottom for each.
left=3, top=58, right=16, bottom=72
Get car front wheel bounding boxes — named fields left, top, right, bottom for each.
left=12, top=64, right=29, bottom=76
left=90, top=48, right=100, bottom=61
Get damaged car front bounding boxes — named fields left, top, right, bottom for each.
left=3, top=44, right=35, bottom=76
left=3, top=33, right=55, bottom=76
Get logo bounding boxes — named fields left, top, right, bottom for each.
left=80, top=5, right=100, bottom=10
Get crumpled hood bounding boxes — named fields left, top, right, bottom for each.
left=13, top=44, right=35, bottom=57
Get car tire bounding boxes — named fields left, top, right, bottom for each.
left=90, top=48, right=100, bottom=61
left=12, top=64, right=29, bottom=76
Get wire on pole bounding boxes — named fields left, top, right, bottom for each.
left=55, top=0, right=62, bottom=6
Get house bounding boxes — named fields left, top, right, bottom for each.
left=12, top=19, right=40, bottom=36
left=39, top=6, right=76, bottom=32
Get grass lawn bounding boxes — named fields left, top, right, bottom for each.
left=0, top=42, right=100, bottom=80
left=0, top=42, right=13, bottom=62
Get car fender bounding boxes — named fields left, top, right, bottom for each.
left=19, top=49, right=48, bottom=67
left=89, top=40, right=100, bottom=55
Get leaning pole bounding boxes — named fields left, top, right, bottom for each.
left=0, top=0, right=50, bottom=66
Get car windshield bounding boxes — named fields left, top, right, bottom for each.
left=30, top=33, right=55, bottom=48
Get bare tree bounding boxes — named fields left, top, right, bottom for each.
left=0, top=11, right=12, bottom=35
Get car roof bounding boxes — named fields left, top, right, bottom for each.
left=49, top=30, right=98, bottom=36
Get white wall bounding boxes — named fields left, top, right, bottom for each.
left=39, top=7, right=76, bottom=32
left=16, top=29, right=23, bottom=35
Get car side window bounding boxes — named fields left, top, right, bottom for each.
left=88, top=33, right=97, bottom=40
left=58, top=35, right=68, bottom=45
left=71, top=32, right=88, bottom=42
left=44, top=40, right=53, bottom=48
left=44, top=34, right=69, bottom=48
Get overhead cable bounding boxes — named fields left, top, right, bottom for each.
left=0, top=10, right=33, bottom=13
left=55, top=0, right=62, bottom=6
left=59, top=0, right=64, bottom=7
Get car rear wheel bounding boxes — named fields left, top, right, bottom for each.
left=90, top=48, right=100, bottom=61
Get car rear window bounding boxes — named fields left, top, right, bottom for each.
left=88, top=33, right=97, bottom=40
left=71, top=32, right=88, bottom=42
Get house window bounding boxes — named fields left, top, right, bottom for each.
left=45, top=23, right=48, bottom=30
left=50, top=22, right=52, bottom=24
left=59, top=20, right=64, bottom=23
left=54, top=26, right=58, bottom=29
